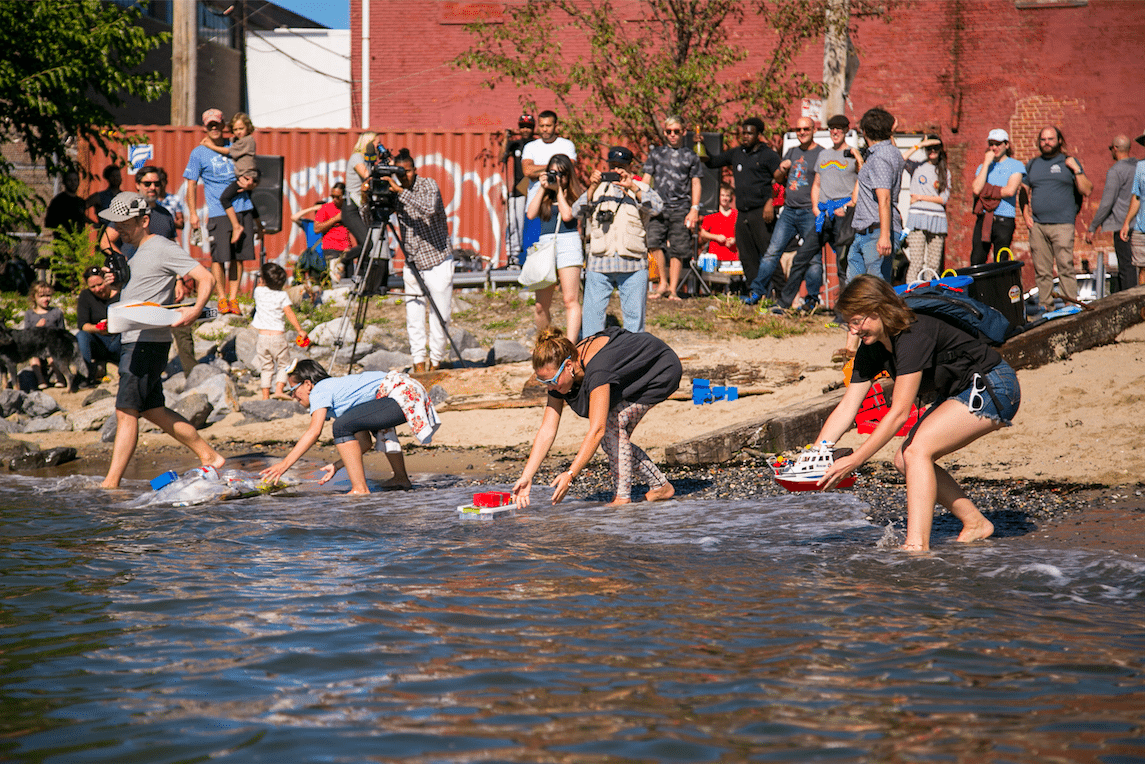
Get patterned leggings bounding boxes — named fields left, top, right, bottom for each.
left=600, top=400, right=668, bottom=500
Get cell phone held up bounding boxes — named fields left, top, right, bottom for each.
left=600, top=171, right=621, bottom=183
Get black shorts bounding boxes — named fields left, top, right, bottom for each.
left=646, top=210, right=695, bottom=262
left=331, top=397, right=406, bottom=444
left=116, top=341, right=170, bottom=413
left=208, top=212, right=257, bottom=264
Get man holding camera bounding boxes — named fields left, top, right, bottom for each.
left=574, top=146, right=664, bottom=335
left=97, top=192, right=222, bottom=489
left=385, top=151, right=454, bottom=373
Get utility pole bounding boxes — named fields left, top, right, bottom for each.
left=823, top=0, right=849, bottom=120
left=172, top=0, right=197, bottom=125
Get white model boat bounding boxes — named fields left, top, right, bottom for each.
left=767, top=441, right=856, bottom=492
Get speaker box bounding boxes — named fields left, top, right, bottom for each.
left=251, top=155, right=284, bottom=234
left=698, top=132, right=724, bottom=215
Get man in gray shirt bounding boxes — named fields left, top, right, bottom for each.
left=848, top=107, right=904, bottom=283
left=1086, top=135, right=1139, bottom=292
left=1022, top=126, right=1093, bottom=309
left=98, top=192, right=223, bottom=489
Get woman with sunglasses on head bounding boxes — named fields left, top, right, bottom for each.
left=816, top=275, right=1020, bottom=551
left=259, top=360, right=440, bottom=494
left=525, top=153, right=584, bottom=343
left=899, top=135, right=951, bottom=282
left=513, top=326, right=682, bottom=508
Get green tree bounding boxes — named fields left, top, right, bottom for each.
left=455, top=0, right=885, bottom=157
left=0, top=0, right=168, bottom=240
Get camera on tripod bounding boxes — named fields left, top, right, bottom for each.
left=362, top=146, right=406, bottom=223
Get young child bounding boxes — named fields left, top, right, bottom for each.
left=260, top=359, right=442, bottom=494
left=201, top=112, right=257, bottom=244
left=699, top=183, right=739, bottom=263
left=23, top=281, right=67, bottom=389
left=252, top=263, right=307, bottom=400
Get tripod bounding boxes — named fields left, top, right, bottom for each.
left=334, top=218, right=463, bottom=373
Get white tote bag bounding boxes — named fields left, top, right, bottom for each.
left=517, top=236, right=558, bottom=290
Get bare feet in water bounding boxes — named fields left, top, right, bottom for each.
left=645, top=482, right=675, bottom=502
left=956, top=517, right=994, bottom=543
left=381, top=476, right=413, bottom=490
left=607, top=497, right=631, bottom=506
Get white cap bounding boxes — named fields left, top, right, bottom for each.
left=987, top=128, right=1009, bottom=143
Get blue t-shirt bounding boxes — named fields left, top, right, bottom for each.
left=183, top=144, right=252, bottom=219
left=974, top=157, right=1025, bottom=218
left=309, top=372, right=388, bottom=419
left=1132, top=161, right=1145, bottom=233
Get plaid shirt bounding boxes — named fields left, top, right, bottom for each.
left=396, top=176, right=451, bottom=270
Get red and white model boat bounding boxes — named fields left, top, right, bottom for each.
left=767, top=441, right=856, bottom=492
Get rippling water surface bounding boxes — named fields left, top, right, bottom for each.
left=1, top=473, right=1143, bottom=763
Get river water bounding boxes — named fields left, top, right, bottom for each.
left=2, top=472, right=1143, bottom=763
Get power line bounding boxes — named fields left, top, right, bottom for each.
left=247, top=30, right=352, bottom=83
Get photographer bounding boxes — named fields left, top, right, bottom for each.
left=573, top=146, right=663, bottom=336
left=499, top=114, right=535, bottom=265
left=342, top=131, right=385, bottom=263
left=385, top=150, right=454, bottom=373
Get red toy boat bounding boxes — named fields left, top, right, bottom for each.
left=767, top=441, right=856, bottom=492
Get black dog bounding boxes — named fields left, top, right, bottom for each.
left=0, top=325, right=83, bottom=393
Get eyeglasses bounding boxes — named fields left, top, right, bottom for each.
left=927, top=147, right=941, bottom=152
left=795, top=128, right=813, bottom=133
left=846, top=314, right=873, bottom=332
left=138, top=179, right=160, bottom=187
left=829, top=126, right=846, bottom=132
left=536, top=357, right=570, bottom=386
left=284, top=379, right=305, bottom=397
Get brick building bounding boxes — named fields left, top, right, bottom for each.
left=351, top=0, right=1145, bottom=281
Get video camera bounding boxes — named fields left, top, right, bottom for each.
left=361, top=144, right=406, bottom=223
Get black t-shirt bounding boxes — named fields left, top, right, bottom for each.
left=505, top=137, right=530, bottom=197
left=76, top=288, right=120, bottom=329
left=43, top=193, right=89, bottom=235
left=706, top=143, right=782, bottom=211
left=553, top=327, right=683, bottom=417
left=851, top=314, right=1002, bottom=400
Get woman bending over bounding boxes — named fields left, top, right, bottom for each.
left=817, top=275, right=1020, bottom=550
left=513, top=326, right=681, bottom=508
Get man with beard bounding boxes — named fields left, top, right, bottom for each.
left=1022, top=126, right=1093, bottom=310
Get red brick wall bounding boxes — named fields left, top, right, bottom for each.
left=352, top=0, right=1145, bottom=285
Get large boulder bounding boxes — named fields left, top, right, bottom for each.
left=67, top=397, right=116, bottom=431
left=240, top=399, right=300, bottom=423
left=461, top=347, right=488, bottom=365
left=21, top=390, right=60, bottom=418
left=447, top=327, right=481, bottom=361
left=171, top=393, right=213, bottom=429
left=0, top=390, right=24, bottom=417
left=184, top=362, right=225, bottom=392
left=21, top=413, right=71, bottom=433
left=8, top=446, right=77, bottom=471
left=358, top=349, right=414, bottom=372
left=82, top=388, right=113, bottom=406
left=180, top=374, right=239, bottom=417
left=488, top=339, right=532, bottom=365
left=99, top=413, right=117, bottom=443
left=233, top=326, right=259, bottom=369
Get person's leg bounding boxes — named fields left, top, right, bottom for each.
left=1028, top=223, right=1055, bottom=309
left=143, top=405, right=225, bottom=468
left=735, top=208, right=764, bottom=288
left=270, top=338, right=291, bottom=397
left=101, top=408, right=139, bottom=488
left=533, top=282, right=556, bottom=334
left=846, top=230, right=875, bottom=282
left=581, top=270, right=612, bottom=337
left=894, top=399, right=1005, bottom=550
left=254, top=334, right=275, bottom=398
left=334, top=437, right=370, bottom=494
left=924, top=232, right=946, bottom=277
left=331, top=398, right=407, bottom=493
left=777, top=209, right=820, bottom=307
left=668, top=257, right=684, bottom=299
left=615, top=269, right=649, bottom=333
left=649, top=249, right=669, bottom=297
left=616, top=400, right=673, bottom=502
left=226, top=260, right=241, bottom=305
left=746, top=208, right=794, bottom=299
left=1050, top=223, right=1077, bottom=303
left=506, top=196, right=526, bottom=266
left=76, top=330, right=96, bottom=377
left=341, top=201, right=369, bottom=251
left=425, top=259, right=454, bottom=367
left=970, top=215, right=989, bottom=266
left=1132, top=231, right=1145, bottom=286
left=171, top=324, right=196, bottom=379
left=226, top=207, right=243, bottom=243
left=403, top=265, right=427, bottom=366
left=556, top=266, right=582, bottom=343
left=646, top=214, right=669, bottom=297
left=208, top=216, right=232, bottom=305
left=1113, top=232, right=1134, bottom=293
left=993, top=216, right=1016, bottom=259
left=905, top=229, right=926, bottom=283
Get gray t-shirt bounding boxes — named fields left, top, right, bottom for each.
left=781, top=143, right=823, bottom=209
left=119, top=234, right=202, bottom=344
left=346, top=151, right=367, bottom=206
left=812, top=147, right=860, bottom=203
left=644, top=144, right=702, bottom=211
left=1026, top=153, right=1084, bottom=225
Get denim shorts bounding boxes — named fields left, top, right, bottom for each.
left=537, top=232, right=585, bottom=270
left=951, top=360, right=1020, bottom=426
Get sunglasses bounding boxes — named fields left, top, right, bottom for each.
left=536, top=357, right=570, bottom=386
left=987, top=140, right=1003, bottom=147
left=138, top=179, right=160, bottom=187
left=665, top=128, right=684, bottom=135
left=795, top=128, right=813, bottom=133
left=967, top=373, right=987, bottom=414
left=284, top=376, right=306, bottom=396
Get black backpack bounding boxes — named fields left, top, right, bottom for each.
left=900, top=283, right=1012, bottom=345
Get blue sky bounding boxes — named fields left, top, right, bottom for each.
left=272, top=0, right=349, bottom=29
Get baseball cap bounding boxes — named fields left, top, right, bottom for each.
left=827, top=114, right=849, bottom=129
left=202, top=108, right=224, bottom=127
left=98, top=192, right=150, bottom=222
left=607, top=146, right=634, bottom=164
left=518, top=114, right=535, bottom=128
left=987, top=128, right=1009, bottom=143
